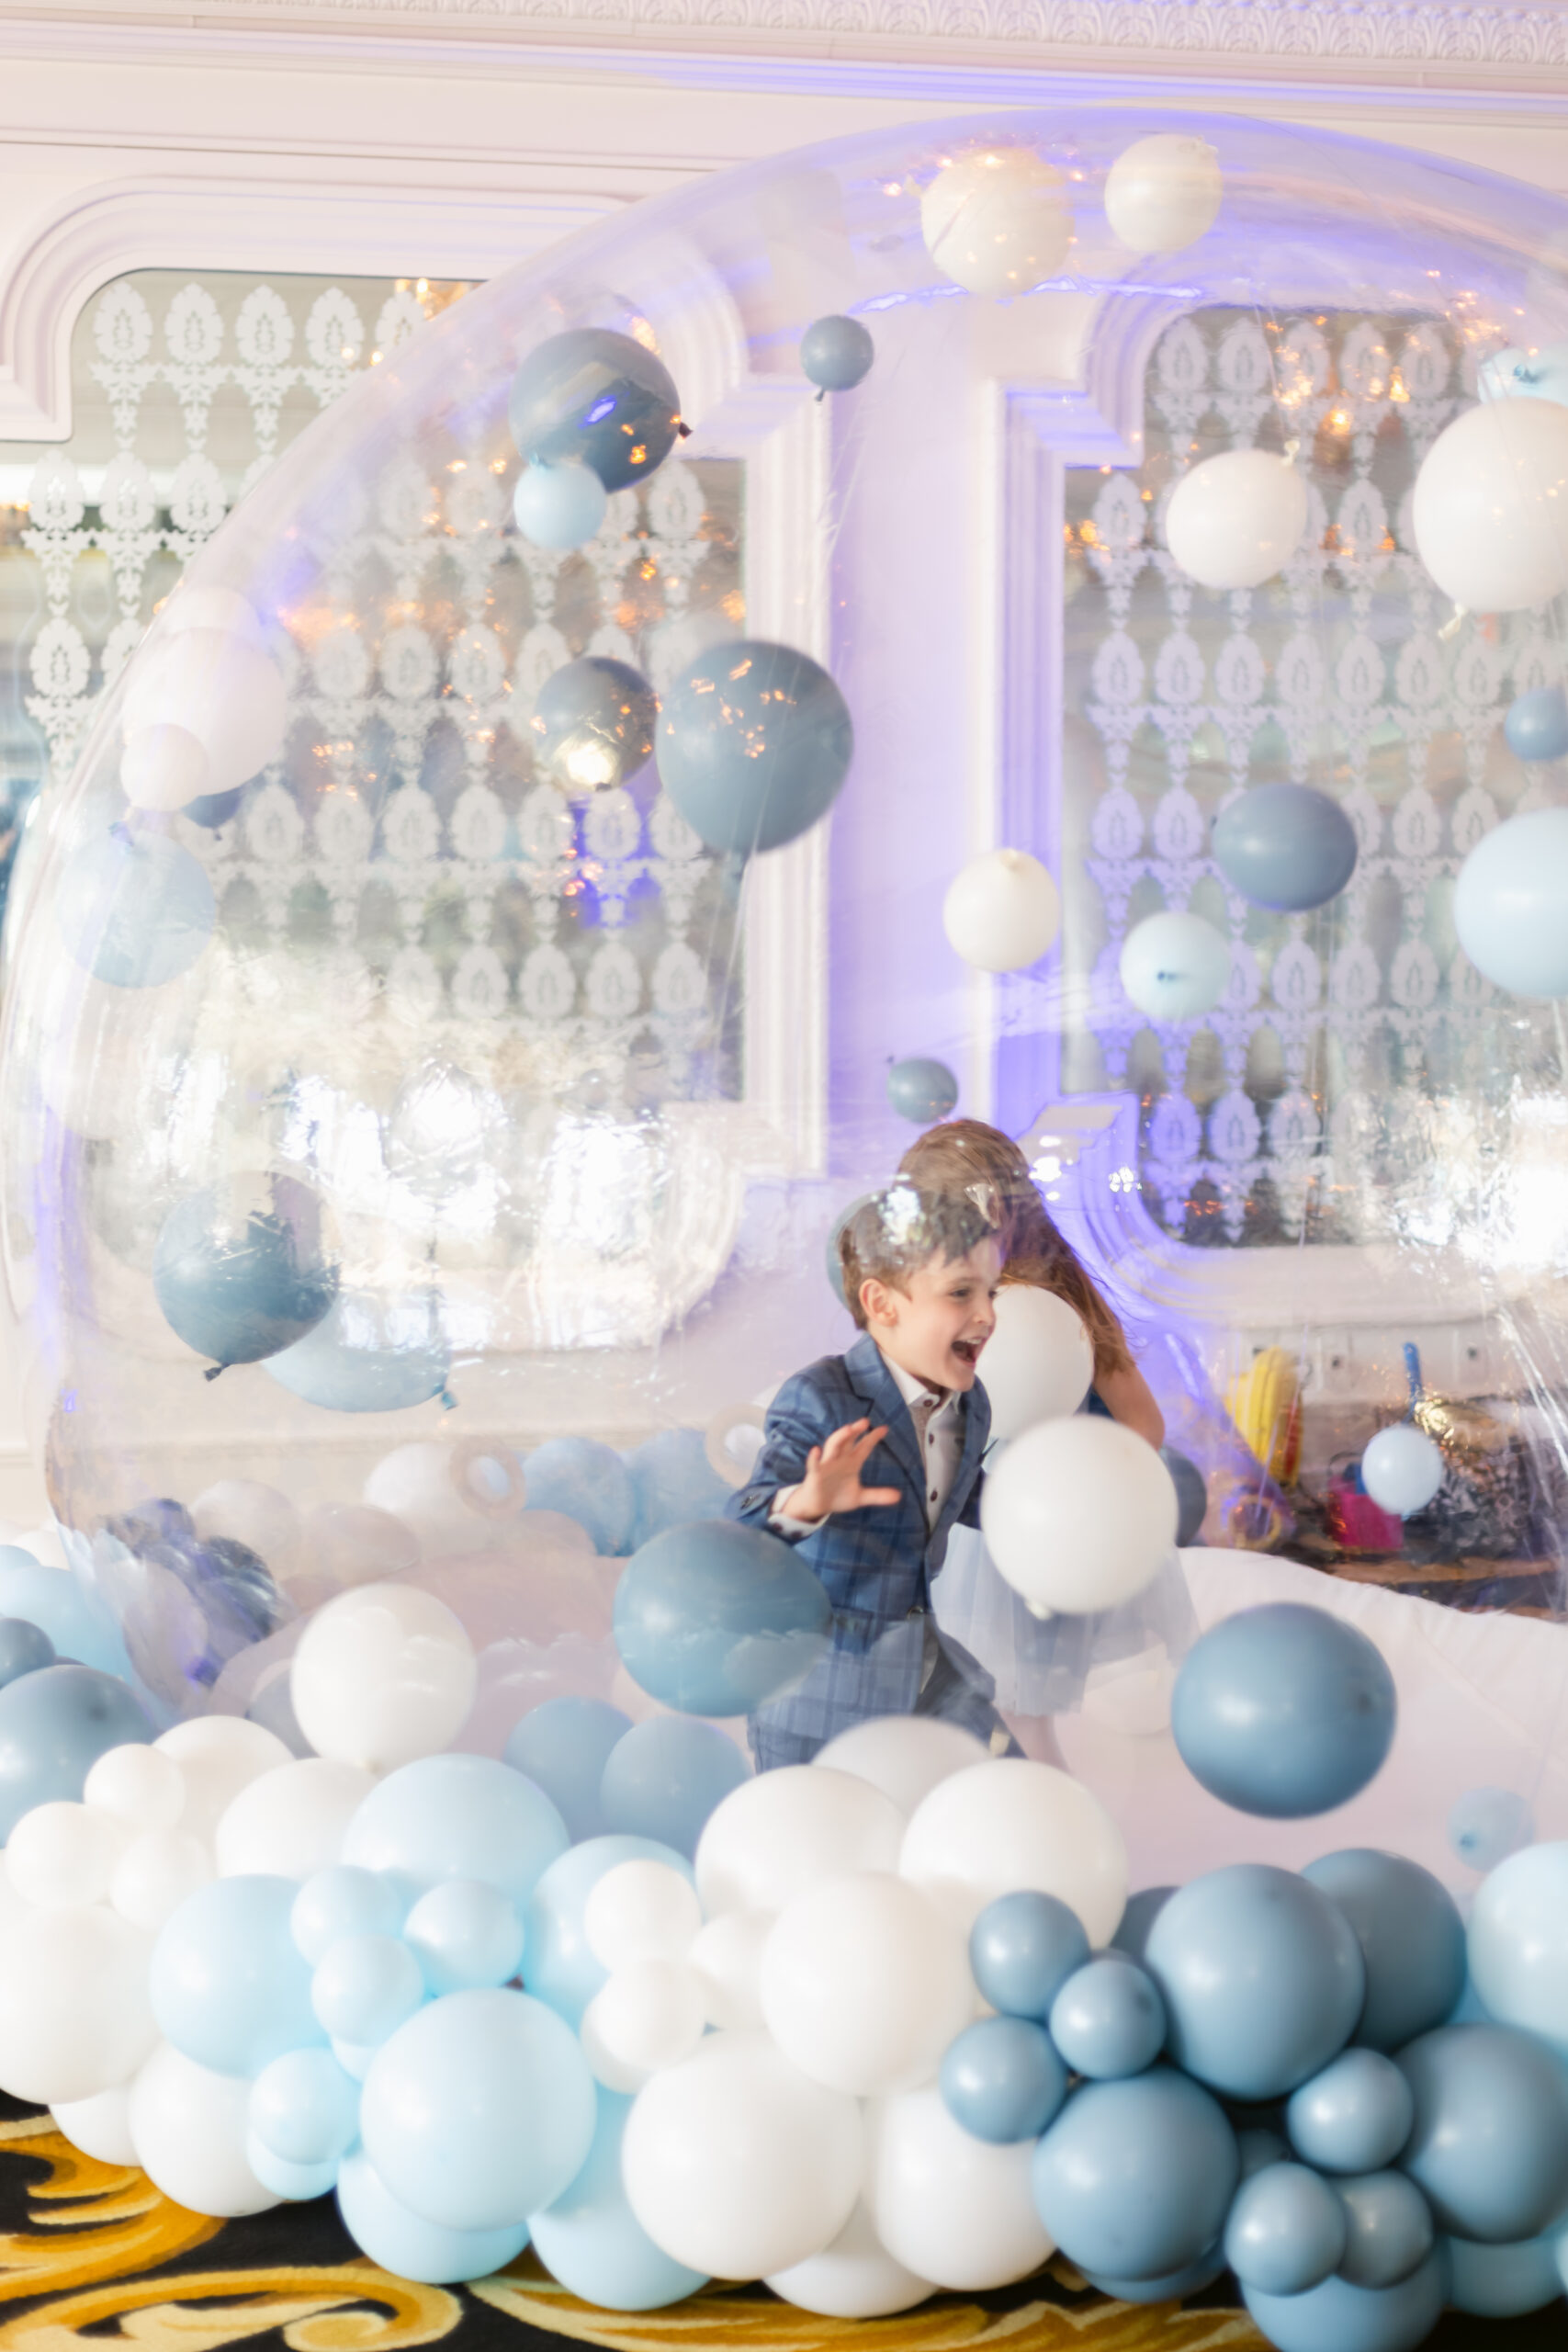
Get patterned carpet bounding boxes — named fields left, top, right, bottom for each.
left=0, top=2098, right=1556, bottom=2352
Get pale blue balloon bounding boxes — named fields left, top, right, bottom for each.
left=623, top=1430, right=729, bottom=1551
left=246, top=2132, right=338, bottom=2202
left=1446, top=2229, right=1564, bottom=2315
left=1359, top=1423, right=1443, bottom=1518
left=0, top=1556, right=133, bottom=1681
left=530, top=2088, right=708, bottom=2310
left=1080, top=2248, right=1228, bottom=2303
left=940, top=2017, right=1067, bottom=2143
left=1118, top=910, right=1229, bottom=1023
left=292, top=1866, right=407, bottom=1965
left=1454, top=806, right=1568, bottom=998
left=1224, top=2161, right=1348, bottom=2295
left=342, top=1754, right=569, bottom=1912
left=524, top=1436, right=637, bottom=1555
left=404, top=1879, right=524, bottom=1996
left=1449, top=1784, right=1533, bottom=1871
left=613, top=1520, right=830, bottom=1716
left=56, top=827, right=215, bottom=989
left=513, top=462, right=607, bottom=550
left=360, top=1986, right=595, bottom=2232
left=1143, top=1863, right=1365, bottom=2100
left=1301, top=1849, right=1465, bottom=2053
left=522, top=1835, right=693, bottom=2029
left=886, top=1057, right=958, bottom=1123
left=1171, top=1605, right=1395, bottom=1819
left=1032, top=2068, right=1238, bottom=2281
left=657, top=640, right=854, bottom=856
left=1396, top=2022, right=1568, bottom=2244
left=311, top=1933, right=425, bottom=2045
left=597, top=1714, right=750, bottom=1860
left=1504, top=684, right=1568, bottom=763
left=1479, top=342, right=1568, bottom=406
left=503, top=1699, right=631, bottom=1844
left=249, top=2047, right=360, bottom=2166
left=1110, top=1885, right=1176, bottom=1965
left=1243, top=2243, right=1450, bottom=2352
left=1286, top=2050, right=1415, bottom=2175
left=265, top=1288, right=450, bottom=1413
left=1212, top=783, right=1358, bottom=913
left=1334, top=2172, right=1436, bottom=2288
left=0, top=1662, right=152, bottom=1839
left=0, top=1619, right=54, bottom=1687
left=799, top=314, right=874, bottom=394
left=338, top=2144, right=531, bottom=2284
left=1048, top=1956, right=1166, bottom=2081
left=151, top=1875, right=322, bottom=2075
left=969, top=1888, right=1090, bottom=2019
left=153, top=1172, right=338, bottom=1369
left=332, top=2036, right=377, bottom=2083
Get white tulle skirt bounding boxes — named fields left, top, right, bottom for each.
left=932, top=1526, right=1198, bottom=1715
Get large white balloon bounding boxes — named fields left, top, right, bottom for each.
left=622, top=2031, right=863, bottom=2279
left=767, top=2196, right=935, bottom=2317
left=7, top=1802, right=125, bottom=1908
left=920, top=149, right=1072, bottom=297
left=899, top=1758, right=1128, bottom=1946
left=122, top=628, right=288, bottom=793
left=760, top=1871, right=972, bottom=2098
left=813, top=1717, right=988, bottom=1817
left=289, top=1583, right=477, bottom=1773
left=110, top=1829, right=213, bottom=1933
left=584, top=1860, right=703, bottom=1970
left=868, top=2086, right=1055, bottom=2290
left=130, top=2041, right=282, bottom=2218
left=981, top=1415, right=1179, bottom=1615
left=0, top=1905, right=158, bottom=2104
left=51, top=2083, right=137, bottom=2165
left=214, top=1759, right=376, bottom=1879
left=1119, top=909, right=1230, bottom=1023
left=362, top=1439, right=526, bottom=1558
left=121, top=723, right=209, bottom=813
left=1467, top=1841, right=1568, bottom=2051
left=154, top=1718, right=292, bottom=1844
left=976, top=1285, right=1093, bottom=1443
left=942, top=849, right=1061, bottom=974
left=85, top=1744, right=186, bottom=1833
left=1413, top=396, right=1568, bottom=612
left=1165, top=449, right=1309, bottom=591
left=1104, top=133, right=1222, bottom=254
left=694, top=1767, right=904, bottom=1918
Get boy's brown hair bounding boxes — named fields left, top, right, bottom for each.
left=838, top=1182, right=999, bottom=1332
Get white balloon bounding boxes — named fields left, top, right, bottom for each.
left=122, top=628, right=287, bottom=793
left=583, top=1959, right=705, bottom=2080
left=214, top=1759, right=376, bottom=1879
left=0, top=1905, right=157, bottom=2103
left=1104, top=133, right=1223, bottom=254
left=300, top=1502, right=419, bottom=1589
left=868, top=2086, right=1055, bottom=2290
left=687, top=1910, right=771, bottom=2030
left=1468, top=1841, right=1568, bottom=2051
left=942, top=849, right=1061, bottom=974
left=289, top=1583, right=477, bottom=1772
left=110, top=1828, right=213, bottom=1932
left=363, top=1440, right=525, bottom=1560
left=767, top=2195, right=935, bottom=2317
left=1165, top=449, right=1309, bottom=591
left=164, top=585, right=265, bottom=645
left=899, top=1758, right=1128, bottom=1946
left=975, top=1286, right=1093, bottom=1444
left=695, top=1767, right=904, bottom=1918
left=1414, top=396, right=1568, bottom=612
left=761, top=1872, right=972, bottom=2098
left=622, top=2031, right=863, bottom=2278
left=981, top=1416, right=1179, bottom=1617
left=51, top=2082, right=137, bottom=2165
left=584, top=1860, right=703, bottom=1970
left=85, top=1744, right=186, bottom=1833
left=920, top=149, right=1072, bottom=297
left=1120, top=910, right=1230, bottom=1022
left=813, top=1717, right=988, bottom=1818
left=1360, top=1422, right=1445, bottom=1517
left=191, top=1479, right=300, bottom=1572
left=7, top=1801, right=125, bottom=1908
left=130, top=2041, right=282, bottom=2218
left=120, top=723, right=209, bottom=812
left=154, top=1718, right=292, bottom=1844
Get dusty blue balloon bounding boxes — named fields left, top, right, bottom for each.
left=1396, top=2022, right=1568, bottom=2243
left=403, top=1879, right=525, bottom=1996
left=183, top=784, right=244, bottom=829
left=503, top=1699, right=632, bottom=1844
left=941, top=2016, right=1068, bottom=2143
left=0, top=1618, right=54, bottom=1687
left=311, top=1932, right=425, bottom=2045
left=1143, top=1863, right=1365, bottom=2100
left=55, top=826, right=215, bottom=988
left=151, top=1875, right=322, bottom=2075
left=529, top=2088, right=709, bottom=2310
left=1454, top=806, right=1568, bottom=998
left=970, top=1888, right=1090, bottom=2019
left=1448, top=1784, right=1533, bottom=1871
left=1243, top=2243, right=1450, bottom=2352
left=342, top=1754, right=569, bottom=1913
left=1446, top=2229, right=1564, bottom=2315
left=1287, top=2050, right=1414, bottom=2175
left=153, top=1171, right=338, bottom=1369
left=250, top=2046, right=361, bottom=2167
left=1156, top=1449, right=1208, bottom=1546
left=1213, top=783, right=1358, bottom=913
left=0, top=1662, right=152, bottom=1839
left=800, top=314, right=874, bottom=393
left=825, top=1193, right=875, bottom=1307
left=1171, top=1604, right=1396, bottom=1818
left=1049, top=1956, right=1166, bottom=2081
left=657, top=640, right=854, bottom=856
left=886, top=1057, right=959, bottom=1124
left=525, top=1437, right=637, bottom=1556
left=597, top=1714, right=750, bottom=1860
left=613, top=1519, right=830, bottom=1717
left=1079, top=2248, right=1228, bottom=2304
left=1032, top=2067, right=1238, bottom=2281
left=338, top=2144, right=530, bottom=2285
left=624, top=1430, right=730, bottom=1550
left=523, top=1835, right=694, bottom=2029
left=265, top=1288, right=450, bottom=1413
left=1337, top=2171, right=1436, bottom=2288
left=1504, top=684, right=1568, bottom=763
left=1300, top=1849, right=1465, bottom=2053
left=246, top=2134, right=337, bottom=2202
left=531, top=655, right=657, bottom=794
left=509, top=328, right=682, bottom=492
left=0, top=1557, right=132, bottom=1681
left=1224, top=2162, right=1348, bottom=2295
left=1111, top=1885, right=1176, bottom=1964
left=293, top=1866, right=407, bottom=1965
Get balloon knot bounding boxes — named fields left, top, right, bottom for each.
left=203, top=1363, right=226, bottom=1383
left=438, top=1386, right=458, bottom=1412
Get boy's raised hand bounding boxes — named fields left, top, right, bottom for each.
left=792, top=1417, right=901, bottom=1520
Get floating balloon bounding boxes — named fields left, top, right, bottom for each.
left=1503, top=683, right=1568, bottom=762
left=150, top=1874, right=321, bottom=2077
left=1360, top=1423, right=1444, bottom=1517
left=1479, top=343, right=1568, bottom=405
left=973, top=1284, right=1093, bottom=1445
left=886, top=1056, right=958, bottom=1124
left=980, top=1416, right=1179, bottom=1615
left=1302, top=1849, right=1466, bottom=2053
left=1165, top=449, right=1309, bottom=591
left=1287, top=2048, right=1415, bottom=2175
left=1119, top=909, right=1229, bottom=1022
left=0, top=1664, right=152, bottom=1841
left=1104, top=132, right=1222, bottom=253
left=968, top=1887, right=1090, bottom=2019
left=657, top=640, right=853, bottom=856
left=56, top=828, right=216, bottom=989
left=942, top=848, right=1061, bottom=973
left=760, top=1871, right=972, bottom=2098
left=291, top=1585, right=477, bottom=1773
left=121, top=722, right=209, bottom=813
left=940, top=2016, right=1067, bottom=2143
left=513, top=461, right=607, bottom=549
left=1213, top=783, right=1359, bottom=912
left=265, top=1288, right=450, bottom=1414
left=531, top=655, right=658, bottom=795
left=1171, top=1603, right=1396, bottom=1818
left=596, top=1714, right=750, bottom=1860
left=899, top=1758, right=1128, bottom=1947
left=1413, top=395, right=1568, bottom=611
left=1454, top=807, right=1568, bottom=998
left=1224, top=2162, right=1348, bottom=2296
left=799, top=314, right=874, bottom=393
left=530, top=2088, right=709, bottom=2312
left=1159, top=1449, right=1207, bottom=1546
left=1467, top=1840, right=1568, bottom=2052
left=125, top=622, right=287, bottom=790
left=1032, top=2067, right=1238, bottom=2282
left=920, top=148, right=1072, bottom=297
left=509, top=327, right=682, bottom=492
left=613, top=1520, right=830, bottom=1717
left=1397, top=2023, right=1568, bottom=2244
left=153, top=1171, right=338, bottom=1370
left=1048, top=1956, right=1166, bottom=2081
left=503, top=1698, right=632, bottom=1844
left=870, top=2085, right=1053, bottom=2290
left=1336, top=2169, right=1437, bottom=2288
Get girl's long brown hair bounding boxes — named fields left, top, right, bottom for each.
left=897, top=1118, right=1133, bottom=1382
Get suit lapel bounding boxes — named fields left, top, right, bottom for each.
left=845, top=1332, right=924, bottom=1498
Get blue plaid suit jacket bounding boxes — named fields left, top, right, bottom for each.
left=725, top=1331, right=999, bottom=1758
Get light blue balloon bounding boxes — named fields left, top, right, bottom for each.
left=969, top=1888, right=1090, bottom=2019
left=613, top=1521, right=830, bottom=1717
left=530, top=2088, right=708, bottom=2310
left=597, top=1714, right=750, bottom=1860
left=1048, top=1956, right=1166, bottom=2081
left=342, top=1755, right=569, bottom=1913
left=338, top=2144, right=530, bottom=2284
left=151, top=1875, right=322, bottom=2076
left=1301, top=1850, right=1465, bottom=2053
left=360, top=1986, right=595, bottom=2233
left=292, top=1866, right=407, bottom=1965
left=265, top=1288, right=450, bottom=1413
left=153, top=1172, right=338, bottom=1369
left=1446, top=2229, right=1564, bottom=2315
left=1479, top=342, right=1568, bottom=407
left=886, top=1057, right=958, bottom=1124
left=0, top=1662, right=152, bottom=1839
left=404, top=1879, right=524, bottom=1996
left=246, top=2132, right=338, bottom=2202
left=250, top=2046, right=360, bottom=2167
left=1143, top=1863, right=1365, bottom=2100
left=1396, top=2022, right=1568, bottom=2244
left=513, top=462, right=607, bottom=551
left=623, top=1430, right=730, bottom=1551
left=1032, top=2068, right=1238, bottom=2282
left=1110, top=1885, right=1176, bottom=1965
left=523, top=1835, right=694, bottom=2029
left=1335, top=2172, right=1436, bottom=2288
left=1359, top=1423, right=1443, bottom=1518
left=0, top=1557, right=133, bottom=1681
left=311, top=1934, right=425, bottom=2045
left=503, top=1699, right=631, bottom=1844
left=1212, top=783, right=1358, bottom=913
left=657, top=640, right=854, bottom=856
left=1449, top=1784, right=1533, bottom=1871
left=333, top=2036, right=377, bottom=2083
left=1454, top=806, right=1568, bottom=998
left=940, top=2017, right=1067, bottom=2143
left=524, top=1437, right=637, bottom=1556
left=799, top=314, right=874, bottom=394
left=0, top=1619, right=53, bottom=1687
left=1079, top=2248, right=1228, bottom=2304
left=55, top=827, right=215, bottom=989
left=1225, top=2161, right=1348, bottom=2295
left=1243, top=2244, right=1450, bottom=2352
left=1171, top=1604, right=1396, bottom=1819
left=1504, top=684, right=1568, bottom=763
left=1287, top=2050, right=1415, bottom=2175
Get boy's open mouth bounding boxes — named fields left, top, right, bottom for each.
left=951, top=1339, right=981, bottom=1366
